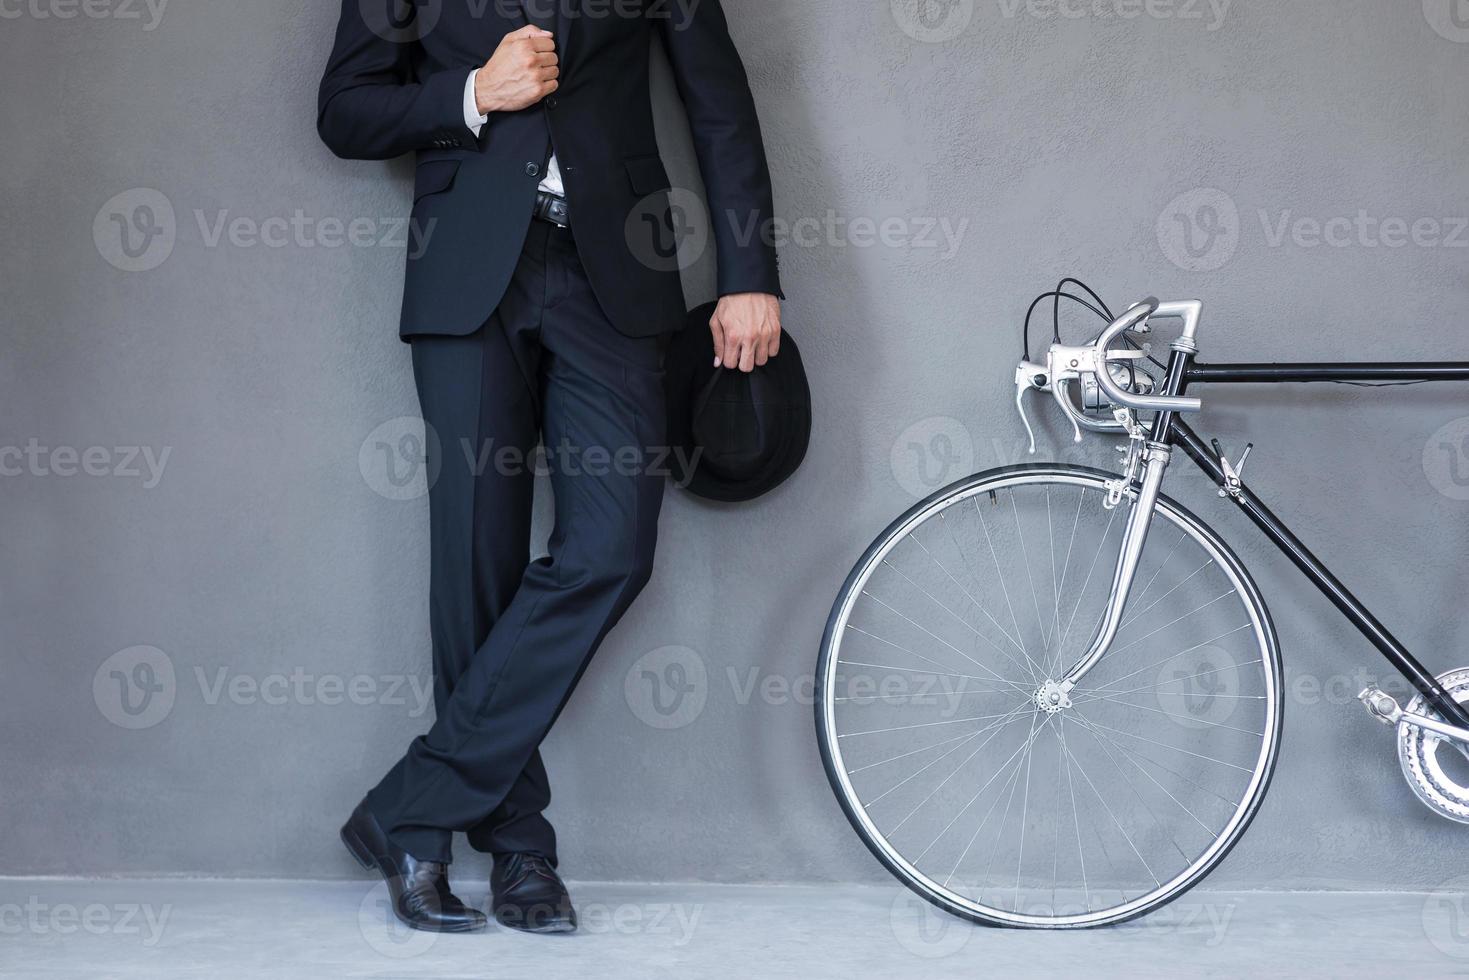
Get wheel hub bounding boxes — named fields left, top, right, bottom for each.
left=1034, top=680, right=1072, bottom=715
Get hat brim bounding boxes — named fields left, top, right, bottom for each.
left=664, top=303, right=811, bottom=503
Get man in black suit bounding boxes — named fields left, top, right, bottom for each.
left=319, top=0, right=783, bottom=935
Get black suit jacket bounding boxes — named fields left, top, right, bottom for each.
left=317, top=0, right=783, bottom=340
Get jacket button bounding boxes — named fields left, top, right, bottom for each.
left=545, top=96, right=559, bottom=109
left=525, top=163, right=541, bottom=177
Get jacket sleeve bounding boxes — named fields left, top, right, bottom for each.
left=317, top=0, right=477, bottom=161
left=657, top=1, right=784, bottom=299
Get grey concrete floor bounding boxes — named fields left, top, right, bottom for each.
left=0, top=877, right=1456, bottom=978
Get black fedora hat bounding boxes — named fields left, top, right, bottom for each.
left=664, top=302, right=812, bottom=502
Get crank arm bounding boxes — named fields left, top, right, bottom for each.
left=1359, top=687, right=1469, bottom=746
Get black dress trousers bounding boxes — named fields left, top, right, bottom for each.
left=367, top=220, right=667, bottom=865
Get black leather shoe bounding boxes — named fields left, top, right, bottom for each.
left=491, top=852, right=577, bottom=934
left=340, top=801, right=487, bottom=933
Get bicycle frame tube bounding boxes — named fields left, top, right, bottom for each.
left=1186, top=362, right=1469, bottom=384
left=1167, top=418, right=1469, bottom=730
left=1163, top=358, right=1469, bottom=731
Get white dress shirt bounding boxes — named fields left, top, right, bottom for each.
left=464, top=69, right=564, bottom=197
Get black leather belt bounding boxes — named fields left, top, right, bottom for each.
left=533, top=191, right=570, bottom=229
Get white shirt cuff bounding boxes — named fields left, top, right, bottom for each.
left=463, top=69, right=487, bottom=138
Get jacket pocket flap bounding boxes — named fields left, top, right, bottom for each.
left=413, top=159, right=461, bottom=203
left=624, top=154, right=671, bottom=196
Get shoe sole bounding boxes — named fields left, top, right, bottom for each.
left=341, top=822, right=486, bottom=934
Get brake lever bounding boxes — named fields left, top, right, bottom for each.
left=1051, top=379, right=1085, bottom=445
left=1014, top=361, right=1048, bottom=455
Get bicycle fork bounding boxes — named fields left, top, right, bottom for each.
left=1048, top=440, right=1175, bottom=698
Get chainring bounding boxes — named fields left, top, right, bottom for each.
left=1398, top=667, right=1469, bottom=823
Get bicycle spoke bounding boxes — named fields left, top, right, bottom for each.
left=841, top=624, right=1030, bottom=694
left=1074, top=694, right=1265, bottom=737
left=1080, top=626, right=1257, bottom=694
left=836, top=653, right=1019, bottom=687
left=859, top=594, right=1033, bottom=693
left=1119, top=558, right=1213, bottom=631
left=862, top=705, right=1031, bottom=805
left=975, top=499, right=1045, bottom=681
left=1057, top=719, right=1161, bottom=887
left=1071, top=710, right=1194, bottom=868
left=897, top=704, right=1035, bottom=841
left=1056, top=506, right=1121, bottom=656
left=1010, top=490, right=1052, bottom=665
left=1070, top=709, right=1223, bottom=839
left=845, top=728, right=985, bottom=775
left=879, top=557, right=1039, bottom=683
left=909, top=531, right=1029, bottom=658
left=1075, top=717, right=1256, bottom=773
left=839, top=709, right=1026, bottom=739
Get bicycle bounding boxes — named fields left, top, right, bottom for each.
left=816, top=286, right=1469, bottom=928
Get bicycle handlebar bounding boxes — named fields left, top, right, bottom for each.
left=1014, top=295, right=1206, bottom=453
left=1092, top=299, right=1202, bottom=415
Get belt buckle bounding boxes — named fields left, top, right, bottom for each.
left=539, top=192, right=569, bottom=229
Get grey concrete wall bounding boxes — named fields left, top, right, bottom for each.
left=3, top=0, right=1469, bottom=888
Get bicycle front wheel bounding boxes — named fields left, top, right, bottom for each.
left=817, top=465, right=1282, bottom=928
